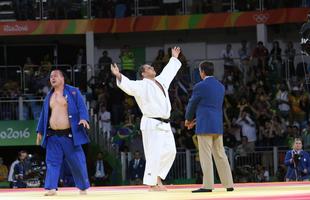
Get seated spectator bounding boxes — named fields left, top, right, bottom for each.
left=128, top=151, right=145, bottom=185
left=284, top=138, right=310, bottom=181
left=254, top=164, right=270, bottom=182
left=0, top=157, right=8, bottom=182
left=236, top=136, right=254, bottom=157
left=92, top=152, right=111, bottom=186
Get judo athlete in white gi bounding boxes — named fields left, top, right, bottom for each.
left=111, top=47, right=182, bottom=191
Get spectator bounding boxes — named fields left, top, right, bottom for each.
left=289, top=86, right=305, bottom=123
left=276, top=164, right=287, bottom=181
left=299, top=92, right=310, bottom=123
left=251, top=41, right=269, bottom=74
left=276, top=83, right=290, bottom=119
left=223, top=71, right=237, bottom=96
left=13, top=151, right=31, bottom=188
left=269, top=41, right=282, bottom=78
left=284, top=138, right=310, bottom=181
left=119, top=45, right=136, bottom=80
left=92, top=152, right=111, bottom=186
left=223, top=125, right=238, bottom=149
left=99, top=105, right=112, bottom=139
left=0, top=157, right=8, bottom=182
left=94, top=0, right=114, bottom=18
left=235, top=107, right=257, bottom=151
left=221, top=43, right=235, bottom=75
left=40, top=54, right=52, bottom=69
left=128, top=151, right=145, bottom=185
left=254, top=164, right=270, bottom=182
left=7, top=151, right=25, bottom=188
left=284, top=41, right=296, bottom=78
left=236, top=136, right=254, bottom=157
left=152, top=49, right=165, bottom=74
left=238, top=40, right=251, bottom=84
left=108, top=79, right=125, bottom=125
left=98, top=50, right=113, bottom=84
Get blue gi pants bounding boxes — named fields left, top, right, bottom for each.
left=45, top=135, right=90, bottom=190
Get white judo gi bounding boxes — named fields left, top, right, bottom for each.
left=116, top=57, right=182, bottom=185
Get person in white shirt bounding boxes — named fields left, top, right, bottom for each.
left=221, top=44, right=235, bottom=74
left=235, top=107, right=257, bottom=151
left=110, top=46, right=181, bottom=191
left=99, top=105, right=111, bottom=139
left=276, top=84, right=290, bottom=119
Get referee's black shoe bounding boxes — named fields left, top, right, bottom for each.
left=192, top=188, right=212, bottom=193
left=226, top=188, right=234, bottom=192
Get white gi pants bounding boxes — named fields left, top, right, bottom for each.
left=141, top=127, right=176, bottom=185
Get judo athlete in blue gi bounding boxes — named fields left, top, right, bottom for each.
left=284, top=138, right=310, bottom=181
left=36, top=69, right=90, bottom=196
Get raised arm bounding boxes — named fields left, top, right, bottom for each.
left=156, top=47, right=182, bottom=88
left=110, top=63, right=144, bottom=97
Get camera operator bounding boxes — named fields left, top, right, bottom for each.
left=284, top=138, right=310, bottom=181
left=13, top=151, right=31, bottom=188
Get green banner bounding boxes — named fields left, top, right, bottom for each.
left=0, top=120, right=37, bottom=146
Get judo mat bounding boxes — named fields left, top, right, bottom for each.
left=0, top=182, right=310, bottom=200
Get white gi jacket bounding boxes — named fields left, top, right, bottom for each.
left=117, top=57, right=182, bottom=131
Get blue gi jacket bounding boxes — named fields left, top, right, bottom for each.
left=36, top=84, right=90, bottom=148
left=284, top=150, right=310, bottom=180
left=185, top=76, right=225, bottom=134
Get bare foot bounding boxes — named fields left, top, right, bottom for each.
left=157, top=177, right=164, bottom=186
left=44, top=189, right=57, bottom=196
left=156, top=177, right=167, bottom=191
left=148, top=186, right=158, bottom=192
left=148, top=185, right=167, bottom=192
left=80, top=190, right=87, bottom=195
left=156, top=185, right=167, bottom=191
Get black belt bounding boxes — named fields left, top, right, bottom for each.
left=47, top=128, right=72, bottom=137
left=151, top=117, right=170, bottom=123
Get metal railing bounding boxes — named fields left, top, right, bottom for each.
left=118, top=146, right=304, bottom=183
left=0, top=64, right=94, bottom=96
left=0, top=96, right=43, bottom=120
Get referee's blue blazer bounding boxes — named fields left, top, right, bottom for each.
left=185, top=76, right=225, bottom=135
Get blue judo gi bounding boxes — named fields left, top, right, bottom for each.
left=37, top=84, right=90, bottom=190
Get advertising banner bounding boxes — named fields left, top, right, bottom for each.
left=0, top=120, right=37, bottom=146
left=0, top=8, right=308, bottom=36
